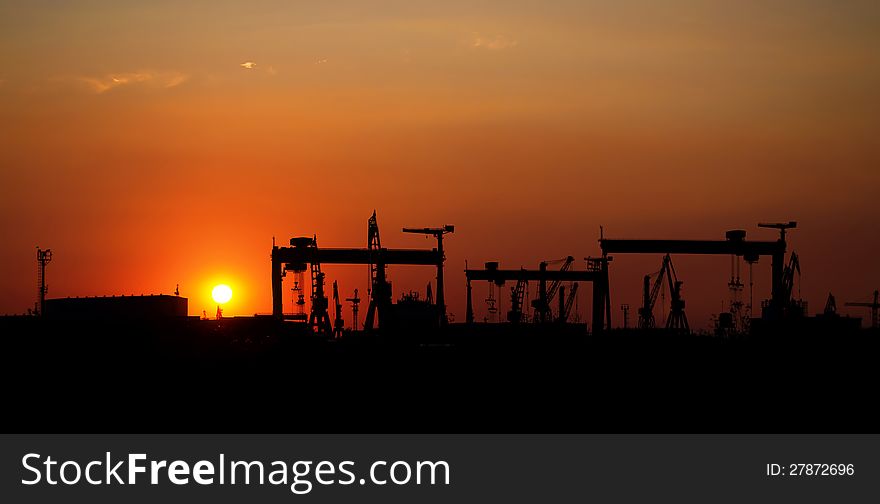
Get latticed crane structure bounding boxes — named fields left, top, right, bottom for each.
left=35, top=247, right=52, bottom=316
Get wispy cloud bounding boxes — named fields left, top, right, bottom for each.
left=75, top=71, right=188, bottom=94
left=315, top=58, right=328, bottom=65
left=471, top=33, right=518, bottom=51
left=241, top=61, right=279, bottom=76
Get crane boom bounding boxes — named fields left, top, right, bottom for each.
left=532, top=256, right=574, bottom=322
left=546, top=256, right=574, bottom=307
left=559, top=282, right=579, bottom=323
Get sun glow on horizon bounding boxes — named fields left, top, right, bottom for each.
left=212, top=284, right=233, bottom=305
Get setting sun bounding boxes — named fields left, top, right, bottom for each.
left=212, top=284, right=233, bottom=305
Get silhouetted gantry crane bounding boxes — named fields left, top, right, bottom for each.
left=846, top=290, right=879, bottom=329
left=602, top=221, right=796, bottom=323
left=465, top=256, right=611, bottom=334
left=270, top=211, right=450, bottom=335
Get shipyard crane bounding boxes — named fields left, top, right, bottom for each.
left=545, top=256, right=574, bottom=313
left=823, top=292, right=838, bottom=317
left=531, top=256, right=574, bottom=323
left=465, top=257, right=611, bottom=334
left=637, top=254, right=688, bottom=332
left=602, top=221, right=797, bottom=321
left=345, top=288, right=361, bottom=331
left=779, top=251, right=804, bottom=317
left=309, top=266, right=332, bottom=334
left=364, top=211, right=390, bottom=331
left=664, top=257, right=689, bottom=333
left=507, top=276, right=528, bottom=323
left=35, top=247, right=52, bottom=316
left=402, top=224, right=455, bottom=327
left=637, top=254, right=671, bottom=330
left=291, top=235, right=332, bottom=334
left=271, top=211, right=445, bottom=332
left=558, top=282, right=579, bottom=323
left=846, top=290, right=879, bottom=329
left=332, top=280, right=344, bottom=338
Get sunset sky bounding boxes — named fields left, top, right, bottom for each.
left=1, top=1, right=878, bottom=327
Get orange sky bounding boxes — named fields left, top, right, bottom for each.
left=1, top=1, right=878, bottom=327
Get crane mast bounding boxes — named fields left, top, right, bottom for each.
left=307, top=238, right=332, bottom=335
left=664, top=257, right=689, bottom=332
left=558, top=282, right=579, bottom=323
left=332, top=280, right=344, bottom=338
left=364, top=211, right=390, bottom=332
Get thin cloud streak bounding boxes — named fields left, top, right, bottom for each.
left=75, top=71, right=188, bottom=94
left=471, top=33, right=518, bottom=50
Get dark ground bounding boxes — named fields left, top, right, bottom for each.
left=1, top=316, right=876, bottom=433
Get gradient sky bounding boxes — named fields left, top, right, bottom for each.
left=1, top=1, right=878, bottom=327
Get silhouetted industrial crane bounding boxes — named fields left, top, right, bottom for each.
left=846, top=290, right=879, bottom=329
left=507, top=276, right=527, bottom=323
left=779, top=251, right=803, bottom=317
left=638, top=254, right=670, bottom=330
left=402, top=224, right=454, bottom=327
left=345, top=288, right=360, bottom=331
left=332, top=280, right=344, bottom=338
left=665, top=257, right=689, bottom=333
left=308, top=250, right=332, bottom=334
left=466, top=258, right=611, bottom=334
left=35, top=247, right=52, bottom=316
left=364, top=211, right=389, bottom=331
left=823, top=292, right=837, bottom=317
left=602, top=221, right=796, bottom=322
left=532, top=256, right=574, bottom=323
left=558, top=282, right=579, bottom=323
left=637, top=254, right=688, bottom=332
left=271, top=212, right=444, bottom=332
left=545, top=256, right=573, bottom=316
